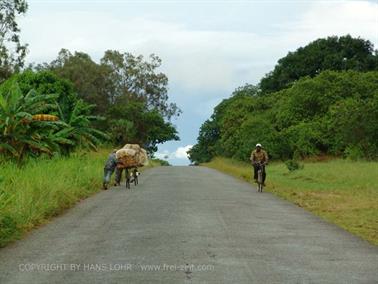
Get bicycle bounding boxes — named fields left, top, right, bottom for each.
left=125, top=169, right=131, bottom=189
left=125, top=167, right=140, bottom=189
left=133, top=168, right=139, bottom=185
left=129, top=168, right=139, bottom=186
left=255, top=162, right=265, bottom=193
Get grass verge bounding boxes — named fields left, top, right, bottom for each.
left=0, top=149, right=161, bottom=248
left=203, top=157, right=378, bottom=245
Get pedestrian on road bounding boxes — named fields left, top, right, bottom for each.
left=103, top=149, right=118, bottom=190
left=250, top=143, right=269, bottom=185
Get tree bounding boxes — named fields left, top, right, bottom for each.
left=188, top=84, right=261, bottom=163
left=272, top=71, right=378, bottom=130
left=107, top=99, right=179, bottom=153
left=101, top=50, right=181, bottom=120
left=268, top=71, right=378, bottom=159
left=0, top=0, right=28, bottom=82
left=9, top=70, right=79, bottom=121
left=37, top=49, right=182, bottom=151
left=187, top=118, right=220, bottom=164
left=260, top=35, right=378, bottom=93
left=40, top=49, right=111, bottom=115
left=190, top=70, right=378, bottom=163
left=326, top=95, right=378, bottom=159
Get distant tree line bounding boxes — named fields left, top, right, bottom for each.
left=189, top=35, right=378, bottom=163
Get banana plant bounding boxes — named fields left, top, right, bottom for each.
left=0, top=82, right=59, bottom=162
left=0, top=82, right=109, bottom=162
left=56, top=99, right=109, bottom=152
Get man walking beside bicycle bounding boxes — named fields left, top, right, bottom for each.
left=250, top=143, right=269, bottom=186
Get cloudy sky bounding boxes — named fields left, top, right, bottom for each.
left=20, top=0, right=378, bottom=165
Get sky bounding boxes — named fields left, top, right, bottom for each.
left=19, top=0, right=378, bottom=165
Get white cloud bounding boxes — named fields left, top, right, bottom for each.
left=20, top=1, right=377, bottom=101
left=277, top=1, right=378, bottom=50
left=20, top=12, right=269, bottom=92
left=155, top=145, right=193, bottom=161
left=174, top=145, right=193, bottom=159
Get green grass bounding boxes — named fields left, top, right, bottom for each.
left=0, top=149, right=161, bottom=248
left=203, top=157, right=378, bottom=245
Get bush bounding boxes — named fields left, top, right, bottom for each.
left=285, top=159, right=302, bottom=171
left=344, top=145, right=364, bottom=161
left=152, top=158, right=171, bottom=166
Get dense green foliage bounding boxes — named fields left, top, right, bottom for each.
left=0, top=62, right=179, bottom=161
left=0, top=83, right=58, bottom=161
left=151, top=158, right=171, bottom=166
left=0, top=0, right=28, bottom=82
left=189, top=36, right=378, bottom=164
left=34, top=49, right=180, bottom=152
left=260, top=35, right=378, bottom=93
left=0, top=71, right=108, bottom=162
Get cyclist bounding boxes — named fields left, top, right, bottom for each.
left=250, top=143, right=269, bottom=186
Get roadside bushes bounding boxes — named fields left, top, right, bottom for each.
left=190, top=35, right=378, bottom=164
left=284, top=159, right=302, bottom=171
left=232, top=115, right=277, bottom=161
left=189, top=71, right=378, bottom=163
left=326, top=95, right=378, bottom=159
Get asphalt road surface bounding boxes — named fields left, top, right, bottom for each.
left=0, top=166, right=377, bottom=283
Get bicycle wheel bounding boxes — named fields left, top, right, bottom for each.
left=257, top=169, right=263, bottom=192
left=126, top=178, right=130, bottom=189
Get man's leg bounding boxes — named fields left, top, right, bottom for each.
left=262, top=166, right=266, bottom=184
left=253, top=165, right=258, bottom=181
left=125, top=168, right=129, bottom=182
left=115, top=168, right=122, bottom=185
left=103, top=168, right=111, bottom=189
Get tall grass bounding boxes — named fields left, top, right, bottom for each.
left=0, top=149, right=160, bottom=247
left=203, top=157, right=378, bottom=245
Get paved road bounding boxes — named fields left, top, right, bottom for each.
left=0, top=166, right=377, bottom=283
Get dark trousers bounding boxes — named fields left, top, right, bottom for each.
left=115, top=168, right=129, bottom=183
left=115, top=168, right=125, bottom=183
left=253, top=164, right=266, bottom=183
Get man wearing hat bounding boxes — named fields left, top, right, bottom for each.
left=250, top=143, right=269, bottom=185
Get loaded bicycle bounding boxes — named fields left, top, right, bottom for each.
left=115, top=144, right=147, bottom=189
left=116, top=163, right=142, bottom=189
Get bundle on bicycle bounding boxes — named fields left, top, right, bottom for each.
left=115, top=144, right=148, bottom=189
